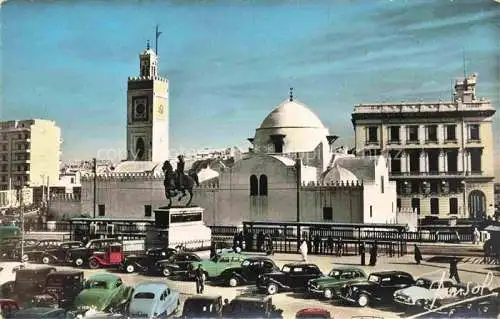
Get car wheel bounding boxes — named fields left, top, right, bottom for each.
left=75, top=258, right=84, bottom=267
left=357, top=294, right=369, bottom=307
left=125, top=264, right=135, bottom=273
left=228, top=277, right=238, bottom=287
left=324, top=288, right=333, bottom=299
left=267, top=283, right=278, bottom=295
left=162, top=268, right=171, bottom=277
left=89, top=259, right=100, bottom=269
left=42, top=256, right=51, bottom=264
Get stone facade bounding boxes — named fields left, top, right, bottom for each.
left=79, top=153, right=397, bottom=226
left=352, top=74, right=496, bottom=219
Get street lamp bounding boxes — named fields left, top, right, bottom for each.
left=15, top=182, right=26, bottom=262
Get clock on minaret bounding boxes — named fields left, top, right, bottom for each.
left=132, top=96, right=149, bottom=121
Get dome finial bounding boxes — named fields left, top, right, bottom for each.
left=289, top=87, right=294, bottom=101
left=146, top=40, right=150, bottom=50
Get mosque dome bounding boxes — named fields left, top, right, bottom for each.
left=259, top=99, right=325, bottom=129
left=252, top=96, right=330, bottom=154
left=322, top=165, right=359, bottom=184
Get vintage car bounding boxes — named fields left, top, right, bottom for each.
left=1, top=239, right=38, bottom=261
left=0, top=299, right=20, bottom=318
left=119, top=247, right=177, bottom=274
left=153, top=252, right=202, bottom=277
left=180, top=295, right=223, bottom=319
left=307, top=267, right=367, bottom=299
left=339, top=271, right=415, bottom=307
left=67, top=239, right=122, bottom=267
left=295, top=308, right=333, bottom=319
left=41, top=241, right=85, bottom=265
left=4, top=266, right=57, bottom=306
left=8, top=307, right=72, bottom=318
left=88, top=244, right=124, bottom=269
left=22, top=240, right=62, bottom=262
left=393, top=276, right=457, bottom=308
left=221, top=296, right=283, bottom=318
left=128, top=282, right=180, bottom=318
left=218, top=257, right=280, bottom=287
left=33, top=270, right=84, bottom=309
left=188, top=252, right=247, bottom=279
left=73, top=273, right=134, bottom=312
left=257, top=263, right=323, bottom=295
left=0, top=262, right=25, bottom=291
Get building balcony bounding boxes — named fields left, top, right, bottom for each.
left=353, top=101, right=494, bottom=115
left=390, top=171, right=466, bottom=178
left=424, top=139, right=439, bottom=144
left=466, top=139, right=481, bottom=145
left=406, top=139, right=420, bottom=145
left=443, top=138, right=458, bottom=144
left=387, top=139, right=401, bottom=145
left=365, top=140, right=380, bottom=146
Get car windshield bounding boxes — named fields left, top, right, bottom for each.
left=87, top=280, right=108, bottom=289
left=416, top=279, right=433, bottom=289
left=368, top=275, right=380, bottom=283
left=134, top=292, right=155, bottom=299
left=282, top=266, right=291, bottom=273
left=328, top=270, right=341, bottom=278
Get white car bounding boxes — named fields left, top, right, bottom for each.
left=0, top=262, right=25, bottom=298
left=393, top=277, right=456, bottom=307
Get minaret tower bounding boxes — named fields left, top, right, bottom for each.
left=126, top=40, right=169, bottom=162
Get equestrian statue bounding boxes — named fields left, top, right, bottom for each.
left=162, top=155, right=200, bottom=208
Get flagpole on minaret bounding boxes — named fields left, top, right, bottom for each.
left=155, top=25, right=162, bottom=55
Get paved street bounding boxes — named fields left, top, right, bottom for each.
left=16, top=252, right=499, bottom=319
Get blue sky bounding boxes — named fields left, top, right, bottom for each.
left=1, top=0, right=499, bottom=169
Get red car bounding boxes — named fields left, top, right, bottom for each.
left=0, top=299, right=20, bottom=318
left=88, top=243, right=124, bottom=269
left=295, top=308, right=332, bottom=319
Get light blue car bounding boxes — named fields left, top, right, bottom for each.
left=128, top=282, right=180, bottom=318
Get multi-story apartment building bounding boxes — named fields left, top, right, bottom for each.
left=351, top=74, right=496, bottom=219
left=0, top=119, right=61, bottom=190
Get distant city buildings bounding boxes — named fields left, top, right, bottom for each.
left=0, top=119, right=61, bottom=189
left=352, top=74, right=496, bottom=219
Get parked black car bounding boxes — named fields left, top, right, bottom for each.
left=222, top=296, right=283, bottom=318
left=256, top=263, right=323, bottom=295
left=23, top=240, right=63, bottom=263
left=218, top=257, right=280, bottom=287
left=1, top=239, right=39, bottom=261
left=40, top=241, right=85, bottom=265
left=3, top=266, right=57, bottom=307
left=66, top=238, right=121, bottom=267
left=33, top=270, right=84, bottom=309
left=339, top=271, right=415, bottom=307
left=180, top=295, right=223, bottom=318
left=119, top=247, right=177, bottom=273
left=154, top=252, right=202, bottom=277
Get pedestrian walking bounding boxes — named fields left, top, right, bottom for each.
left=359, top=242, right=366, bottom=266
left=194, top=264, right=205, bottom=294
left=327, top=236, right=334, bottom=254
left=414, top=244, right=422, bottom=265
left=473, top=227, right=481, bottom=245
left=336, top=238, right=344, bottom=257
left=449, top=258, right=460, bottom=283
left=266, top=234, right=274, bottom=256
left=369, top=241, right=378, bottom=266
left=299, top=239, right=308, bottom=262
left=313, top=235, right=320, bottom=254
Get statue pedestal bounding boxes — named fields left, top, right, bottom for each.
left=146, top=206, right=211, bottom=253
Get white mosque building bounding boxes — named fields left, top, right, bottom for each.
left=75, top=45, right=401, bottom=226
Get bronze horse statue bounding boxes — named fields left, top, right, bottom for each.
left=162, top=160, right=199, bottom=208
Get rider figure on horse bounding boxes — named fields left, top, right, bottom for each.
left=176, top=155, right=185, bottom=191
